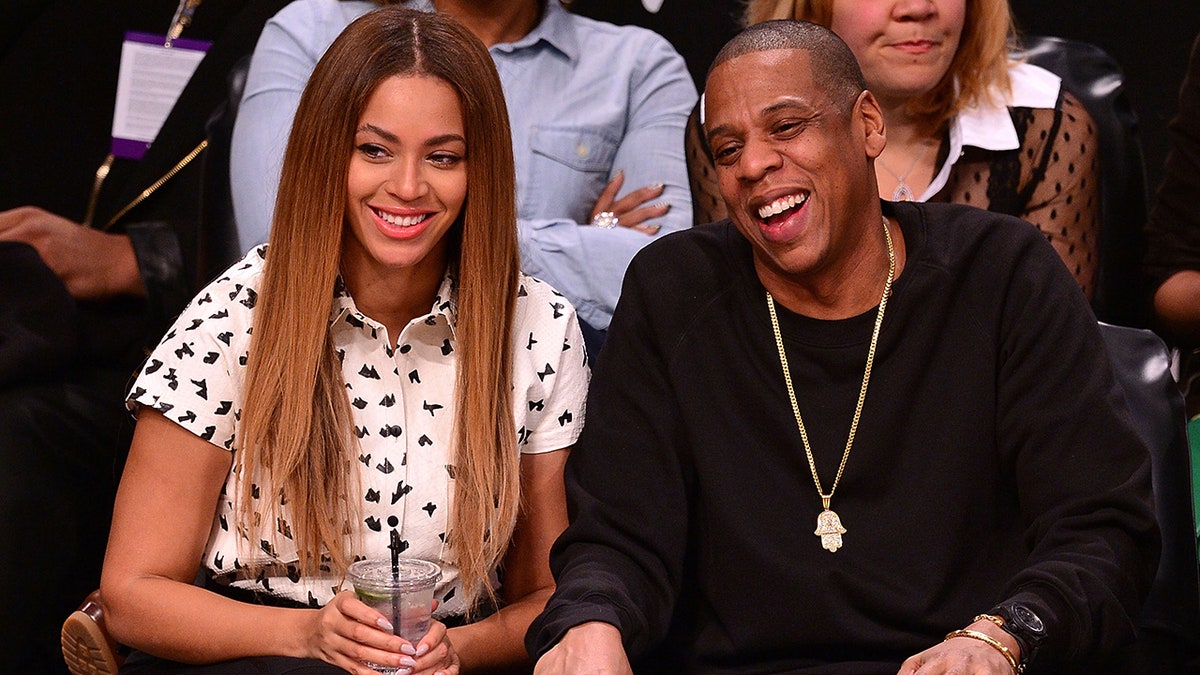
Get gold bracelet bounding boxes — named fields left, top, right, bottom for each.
left=973, top=613, right=1007, bottom=629
left=944, top=628, right=1019, bottom=674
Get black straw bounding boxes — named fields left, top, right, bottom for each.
left=390, top=529, right=401, bottom=635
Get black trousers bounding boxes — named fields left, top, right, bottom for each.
left=0, top=368, right=135, bottom=675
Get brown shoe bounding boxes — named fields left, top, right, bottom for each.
left=61, top=590, right=125, bottom=675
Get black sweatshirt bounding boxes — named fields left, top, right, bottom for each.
left=528, top=201, right=1158, bottom=673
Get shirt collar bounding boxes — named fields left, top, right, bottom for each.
left=490, top=0, right=576, bottom=61
left=329, top=272, right=459, bottom=338
left=921, top=61, right=1061, bottom=200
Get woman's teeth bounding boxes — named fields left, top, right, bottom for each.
left=376, top=209, right=428, bottom=227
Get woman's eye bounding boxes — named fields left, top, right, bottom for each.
left=429, top=152, right=462, bottom=167
left=356, top=143, right=388, bottom=160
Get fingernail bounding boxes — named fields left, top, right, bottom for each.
left=651, top=182, right=665, bottom=190
left=399, top=656, right=417, bottom=667
left=645, top=226, right=661, bottom=235
left=415, top=643, right=430, bottom=657
left=400, top=643, right=417, bottom=656
left=376, top=617, right=394, bottom=632
left=655, top=202, right=671, bottom=210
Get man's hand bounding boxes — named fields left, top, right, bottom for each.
left=897, top=619, right=1020, bottom=675
left=589, top=171, right=670, bottom=236
left=0, top=206, right=142, bottom=299
left=533, top=621, right=632, bottom=675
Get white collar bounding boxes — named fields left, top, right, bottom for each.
left=921, top=61, right=1061, bottom=201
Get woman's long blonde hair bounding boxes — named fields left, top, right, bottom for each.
left=237, top=6, right=520, bottom=612
left=744, top=0, right=1016, bottom=128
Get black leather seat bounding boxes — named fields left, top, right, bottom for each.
left=1019, top=37, right=1151, bottom=327
left=1098, top=322, right=1200, bottom=672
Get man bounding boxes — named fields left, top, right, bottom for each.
left=526, top=20, right=1158, bottom=674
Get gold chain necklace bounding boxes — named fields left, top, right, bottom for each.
left=766, top=216, right=896, bottom=552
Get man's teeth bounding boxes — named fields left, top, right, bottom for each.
left=377, top=209, right=428, bottom=227
left=757, top=194, right=807, bottom=220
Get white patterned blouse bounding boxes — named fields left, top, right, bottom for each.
left=127, top=246, right=590, bottom=617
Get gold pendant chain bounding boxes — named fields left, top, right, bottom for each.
left=766, top=216, right=896, bottom=552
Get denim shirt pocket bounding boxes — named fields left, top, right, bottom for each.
left=525, top=125, right=621, bottom=225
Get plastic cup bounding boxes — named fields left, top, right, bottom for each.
left=347, top=558, right=442, bottom=673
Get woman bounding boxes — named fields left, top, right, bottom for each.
left=99, top=7, right=588, bottom=674
left=690, top=0, right=1099, bottom=298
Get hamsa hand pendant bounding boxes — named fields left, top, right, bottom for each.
left=814, top=508, right=847, bottom=552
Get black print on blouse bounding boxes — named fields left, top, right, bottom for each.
left=197, top=292, right=213, bottom=305
left=517, top=426, right=530, bottom=444
left=440, top=339, right=453, bottom=356
left=209, top=309, right=229, bottom=320
left=216, top=401, right=232, bottom=415
left=537, top=364, right=555, bottom=381
left=408, top=369, right=420, bottom=384
left=379, top=394, right=396, bottom=407
left=387, top=515, right=399, bottom=527
left=202, top=426, right=216, bottom=441
left=422, top=502, right=436, bottom=516
left=240, top=288, right=257, bottom=309
left=217, top=331, right=233, bottom=345
left=346, top=315, right=364, bottom=329
left=336, top=349, right=346, bottom=364
left=192, top=378, right=208, bottom=400
left=366, top=489, right=380, bottom=503
left=238, top=354, right=248, bottom=366
left=401, top=453, right=407, bottom=466
left=277, top=517, right=293, bottom=540
left=355, top=426, right=369, bottom=439
left=165, top=368, right=179, bottom=390
left=229, top=284, right=242, bottom=300
left=153, top=401, right=174, bottom=415
left=174, top=342, right=194, bottom=359
left=399, top=344, right=412, bottom=354
left=443, top=587, right=456, bottom=603
left=377, top=458, right=395, bottom=474
left=219, top=514, right=228, bottom=531
left=251, top=484, right=261, bottom=499
left=204, top=351, right=220, bottom=364
left=528, top=399, right=544, bottom=411
left=165, top=329, right=177, bottom=341
left=259, top=539, right=275, bottom=556
left=424, top=317, right=437, bottom=327
left=307, top=592, right=320, bottom=608
left=214, top=552, right=224, bottom=568
left=418, top=435, right=432, bottom=447
left=365, top=516, right=382, bottom=532
left=380, top=425, right=402, bottom=438
left=130, top=386, right=147, bottom=400
left=385, top=345, right=394, bottom=358
left=186, top=318, right=204, bottom=331
left=558, top=410, right=573, bottom=426
left=145, top=359, right=163, bottom=374
left=359, top=364, right=380, bottom=379
left=286, top=564, right=301, bottom=582
left=178, top=410, right=197, bottom=424
left=423, top=401, right=443, bottom=416
left=392, top=482, right=413, bottom=504
left=527, top=333, right=537, bottom=350
left=562, top=339, right=571, bottom=352
left=517, top=285, right=528, bottom=297
left=551, top=302, right=564, bottom=319
left=352, top=397, right=368, bottom=409
left=359, top=453, right=372, bottom=467
left=444, top=464, right=456, bottom=479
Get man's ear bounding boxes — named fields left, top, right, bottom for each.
left=856, top=90, right=887, bottom=158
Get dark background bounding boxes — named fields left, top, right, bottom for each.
left=569, top=0, right=1200, bottom=200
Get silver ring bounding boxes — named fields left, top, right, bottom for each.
left=592, top=211, right=619, bottom=229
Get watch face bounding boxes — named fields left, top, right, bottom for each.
left=1012, top=604, right=1046, bottom=635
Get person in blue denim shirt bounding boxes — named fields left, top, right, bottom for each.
left=230, top=0, right=697, bottom=356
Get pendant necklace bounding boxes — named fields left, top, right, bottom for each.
left=877, top=138, right=934, bottom=201
left=766, top=216, right=896, bottom=552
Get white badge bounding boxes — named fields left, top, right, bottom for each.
left=111, top=32, right=210, bottom=160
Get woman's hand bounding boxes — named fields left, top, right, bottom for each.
left=589, top=171, right=669, bottom=235
left=306, top=590, right=418, bottom=675
left=409, top=620, right=461, bottom=675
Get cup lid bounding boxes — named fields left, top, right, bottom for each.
left=348, top=558, right=442, bottom=592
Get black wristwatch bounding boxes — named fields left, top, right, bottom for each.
left=992, top=602, right=1046, bottom=672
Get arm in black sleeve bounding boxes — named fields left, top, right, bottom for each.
left=1145, top=32, right=1200, bottom=286
left=526, top=248, right=691, bottom=661
left=993, top=221, right=1159, bottom=665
